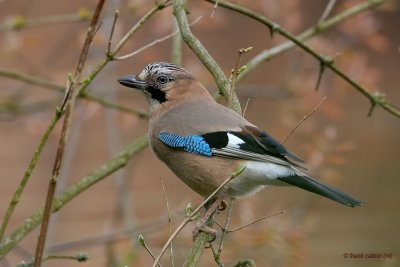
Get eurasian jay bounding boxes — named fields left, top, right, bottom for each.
left=118, top=62, right=362, bottom=235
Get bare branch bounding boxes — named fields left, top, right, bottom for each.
left=173, top=0, right=242, bottom=114
left=153, top=165, right=245, bottom=267
left=0, top=135, right=149, bottom=259
left=160, top=179, right=175, bottom=267
left=318, top=0, right=337, bottom=23
left=228, top=47, right=252, bottom=112
left=0, top=1, right=166, bottom=258
left=33, top=1, right=106, bottom=266
left=0, top=68, right=147, bottom=117
left=227, top=208, right=291, bottom=233
left=208, top=0, right=400, bottom=118
left=115, top=16, right=201, bottom=61
left=138, top=234, right=162, bottom=267
left=107, top=10, right=119, bottom=55
left=282, top=96, right=327, bottom=143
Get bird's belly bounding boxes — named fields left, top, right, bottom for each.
left=227, top=161, right=291, bottom=198
left=153, top=145, right=238, bottom=197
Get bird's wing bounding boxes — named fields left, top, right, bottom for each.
left=156, top=100, right=304, bottom=167
left=158, top=125, right=305, bottom=168
left=203, top=127, right=304, bottom=167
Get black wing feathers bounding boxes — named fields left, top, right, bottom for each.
left=202, top=131, right=229, bottom=149
left=277, top=175, right=363, bottom=207
left=201, top=127, right=303, bottom=165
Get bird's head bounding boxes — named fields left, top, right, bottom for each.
left=118, top=62, right=212, bottom=113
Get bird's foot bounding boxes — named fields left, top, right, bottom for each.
left=192, top=222, right=217, bottom=242
left=192, top=199, right=225, bottom=242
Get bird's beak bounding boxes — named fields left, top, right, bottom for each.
left=118, top=75, right=148, bottom=90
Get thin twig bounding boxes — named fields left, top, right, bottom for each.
left=318, top=0, right=337, bottom=23
left=227, top=208, right=291, bottom=233
left=111, top=1, right=170, bottom=57
left=152, top=166, right=245, bottom=267
left=107, top=10, right=119, bottom=55
left=115, top=29, right=179, bottom=60
left=138, top=235, right=162, bottom=267
left=210, top=0, right=220, bottom=18
left=115, top=16, right=201, bottom=60
left=33, top=1, right=106, bottom=266
left=173, top=0, right=242, bottom=114
left=229, top=47, right=252, bottom=112
left=282, top=96, right=327, bottom=143
left=42, top=253, right=89, bottom=263
left=160, top=179, right=175, bottom=267
left=242, top=98, right=250, bottom=117
left=0, top=68, right=147, bottom=116
left=0, top=7, right=135, bottom=32
left=0, top=115, right=60, bottom=242
left=213, top=199, right=234, bottom=265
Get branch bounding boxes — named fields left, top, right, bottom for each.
left=208, top=0, right=400, bottom=118
left=0, top=115, right=60, bottom=242
left=181, top=166, right=245, bottom=267
left=0, top=7, right=136, bottom=32
left=173, top=0, right=242, bottom=114
left=227, top=209, right=291, bottom=233
left=0, top=10, right=93, bottom=32
left=236, top=0, right=390, bottom=82
left=0, top=68, right=147, bottom=117
left=152, top=166, right=245, bottom=267
left=0, top=134, right=149, bottom=259
left=282, top=96, right=327, bottom=143
left=33, top=1, right=106, bottom=266
left=0, top=0, right=167, bottom=258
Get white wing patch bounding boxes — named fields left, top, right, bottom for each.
left=226, top=133, right=245, bottom=148
left=244, top=161, right=298, bottom=184
left=226, top=161, right=302, bottom=197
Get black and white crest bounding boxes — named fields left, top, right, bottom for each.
left=144, top=62, right=183, bottom=76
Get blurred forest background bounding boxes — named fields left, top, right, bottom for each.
left=0, top=0, right=399, bottom=266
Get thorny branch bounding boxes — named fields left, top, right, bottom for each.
left=208, top=0, right=400, bottom=118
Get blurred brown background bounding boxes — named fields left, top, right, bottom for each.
left=0, top=0, right=399, bottom=266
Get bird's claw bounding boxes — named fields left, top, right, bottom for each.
left=192, top=222, right=217, bottom=242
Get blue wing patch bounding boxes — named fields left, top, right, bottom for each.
left=158, top=132, right=212, bottom=157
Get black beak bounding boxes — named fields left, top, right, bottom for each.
left=117, top=75, right=148, bottom=90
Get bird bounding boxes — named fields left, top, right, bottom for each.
left=118, top=62, right=363, bottom=237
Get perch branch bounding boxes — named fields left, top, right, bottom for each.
left=181, top=166, right=245, bottom=267
left=152, top=166, right=245, bottom=267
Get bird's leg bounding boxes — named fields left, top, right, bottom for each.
left=192, top=198, right=225, bottom=242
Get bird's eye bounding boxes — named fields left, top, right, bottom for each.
left=157, top=75, right=169, bottom=84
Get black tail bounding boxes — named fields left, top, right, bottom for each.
left=277, top=175, right=363, bottom=207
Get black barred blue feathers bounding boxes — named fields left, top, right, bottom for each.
left=158, top=132, right=212, bottom=156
